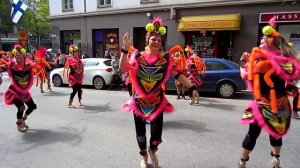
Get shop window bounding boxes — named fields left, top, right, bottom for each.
left=62, top=0, right=73, bottom=11
left=206, top=61, right=229, bottom=71
left=60, top=30, right=81, bottom=54
left=279, top=24, right=300, bottom=51
left=92, top=29, right=119, bottom=58
left=141, top=0, right=159, bottom=4
left=98, top=0, right=111, bottom=7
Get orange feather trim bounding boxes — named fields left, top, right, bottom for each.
left=263, top=68, right=275, bottom=88
left=270, top=89, right=277, bottom=113
left=254, top=74, right=261, bottom=100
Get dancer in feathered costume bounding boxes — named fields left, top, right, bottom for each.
left=185, top=46, right=206, bottom=105
left=119, top=17, right=199, bottom=168
left=0, top=50, right=8, bottom=87
left=33, top=47, right=51, bottom=93
left=2, top=44, right=37, bottom=132
left=64, top=45, right=84, bottom=108
left=171, top=45, right=188, bottom=100
left=238, top=18, right=300, bottom=168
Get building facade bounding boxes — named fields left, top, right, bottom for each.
left=49, top=0, right=299, bottom=62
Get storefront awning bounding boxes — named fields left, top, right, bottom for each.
left=178, top=14, right=241, bottom=31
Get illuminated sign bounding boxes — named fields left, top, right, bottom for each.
left=260, top=12, right=300, bottom=23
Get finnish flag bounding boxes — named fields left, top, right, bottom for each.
left=11, top=0, right=28, bottom=23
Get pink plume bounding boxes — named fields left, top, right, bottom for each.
left=152, top=16, right=163, bottom=26
left=269, top=17, right=276, bottom=28
left=14, top=44, right=22, bottom=50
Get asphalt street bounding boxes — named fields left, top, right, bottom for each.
left=0, top=75, right=299, bottom=168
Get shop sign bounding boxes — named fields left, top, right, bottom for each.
left=178, top=20, right=240, bottom=31
left=18, top=28, right=28, bottom=47
left=260, top=12, right=300, bottom=23
left=105, top=32, right=119, bottom=49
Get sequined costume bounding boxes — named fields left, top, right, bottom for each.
left=2, top=45, right=37, bottom=132
left=121, top=50, right=174, bottom=121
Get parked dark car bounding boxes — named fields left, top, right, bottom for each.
left=165, top=58, right=247, bottom=98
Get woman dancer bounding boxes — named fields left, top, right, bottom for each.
left=238, top=18, right=300, bottom=168
left=171, top=46, right=188, bottom=100
left=64, top=45, right=84, bottom=108
left=2, top=44, right=37, bottom=132
left=119, top=17, right=199, bottom=168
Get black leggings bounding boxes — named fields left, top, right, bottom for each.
left=14, top=98, right=37, bottom=119
left=134, top=113, right=163, bottom=155
left=293, top=89, right=299, bottom=112
left=70, top=84, right=82, bottom=100
left=242, top=123, right=282, bottom=151
left=127, top=83, right=132, bottom=96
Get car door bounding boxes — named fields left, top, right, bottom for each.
left=83, top=59, right=99, bottom=85
left=200, top=60, right=231, bottom=92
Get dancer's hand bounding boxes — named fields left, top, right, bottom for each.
left=123, top=32, right=131, bottom=50
left=240, top=52, right=249, bottom=67
left=240, top=52, right=249, bottom=62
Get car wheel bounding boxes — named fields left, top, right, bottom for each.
left=217, top=82, right=236, bottom=98
left=52, top=75, right=63, bottom=87
left=93, top=76, right=106, bottom=90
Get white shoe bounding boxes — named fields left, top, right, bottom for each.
left=270, top=157, right=280, bottom=168
left=16, top=121, right=28, bottom=133
left=140, top=153, right=148, bottom=168
left=148, top=149, right=158, bottom=168
left=239, top=160, right=246, bottom=168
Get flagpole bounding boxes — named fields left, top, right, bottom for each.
left=27, top=6, right=47, bottom=22
left=22, top=0, right=47, bottom=22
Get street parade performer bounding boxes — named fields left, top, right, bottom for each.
left=185, top=45, right=206, bottom=105
left=2, top=44, right=37, bottom=133
left=64, top=45, right=84, bottom=108
left=118, top=17, right=199, bottom=168
left=238, top=18, right=300, bottom=168
left=32, top=47, right=51, bottom=93
left=171, top=45, right=188, bottom=100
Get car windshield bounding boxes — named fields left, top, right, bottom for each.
left=84, top=60, right=99, bottom=67
left=206, top=61, right=230, bottom=70
left=103, top=60, right=112, bottom=66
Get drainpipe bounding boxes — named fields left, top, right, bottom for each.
left=84, top=0, right=88, bottom=57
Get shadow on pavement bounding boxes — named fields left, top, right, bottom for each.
left=166, top=90, right=253, bottom=100
left=199, top=101, right=236, bottom=111
left=164, top=120, right=212, bottom=134
left=41, top=91, right=69, bottom=96
left=82, top=103, right=113, bottom=113
left=19, top=127, right=85, bottom=152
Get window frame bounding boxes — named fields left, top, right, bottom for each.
left=62, top=0, right=74, bottom=12
left=98, top=0, right=112, bottom=8
left=205, top=61, right=230, bottom=71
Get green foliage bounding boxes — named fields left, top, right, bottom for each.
left=0, top=0, right=13, bottom=36
left=19, top=0, right=50, bottom=37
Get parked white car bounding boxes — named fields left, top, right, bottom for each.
left=50, top=58, right=113, bottom=90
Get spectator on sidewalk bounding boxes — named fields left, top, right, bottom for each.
left=104, top=49, right=112, bottom=59
left=108, top=54, right=120, bottom=90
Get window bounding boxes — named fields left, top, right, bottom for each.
left=103, top=60, right=112, bottom=66
left=98, top=0, right=111, bottom=7
left=141, top=0, right=159, bottom=4
left=84, top=60, right=100, bottom=67
left=205, top=61, right=229, bottom=70
left=62, top=0, right=73, bottom=11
